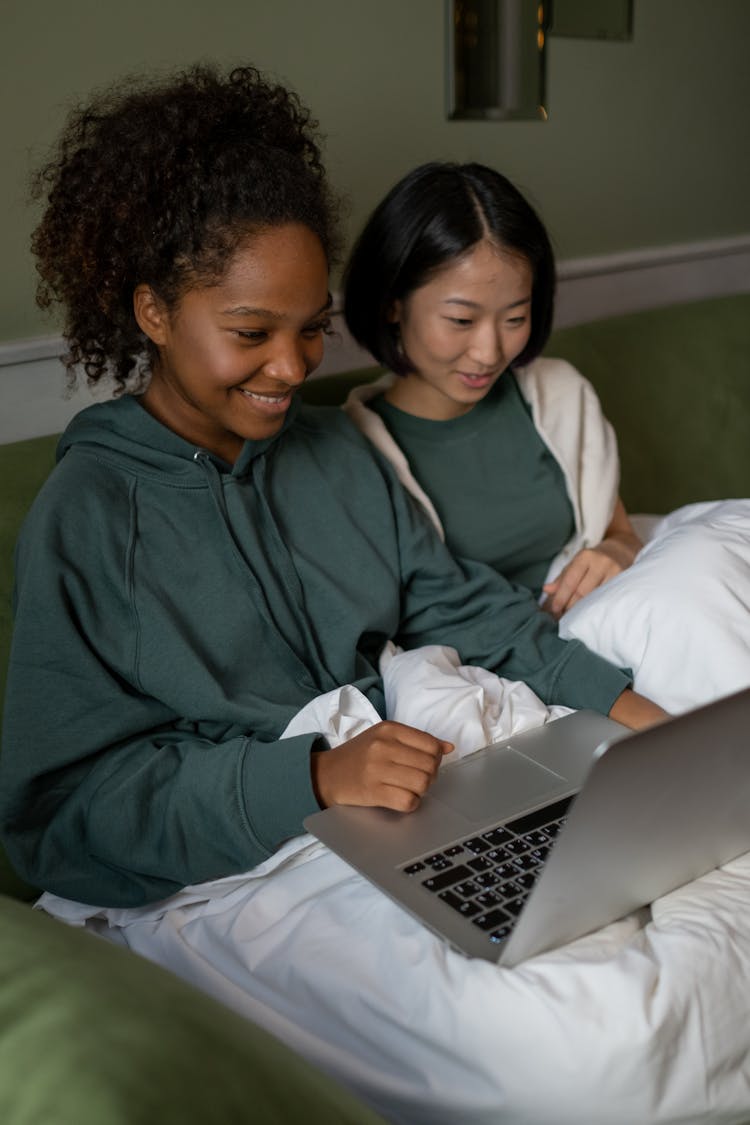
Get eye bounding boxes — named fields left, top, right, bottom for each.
left=302, top=316, right=333, bottom=339
left=235, top=329, right=267, bottom=343
left=445, top=316, right=473, bottom=328
left=506, top=315, right=528, bottom=328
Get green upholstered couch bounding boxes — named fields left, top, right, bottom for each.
left=0, top=293, right=748, bottom=1123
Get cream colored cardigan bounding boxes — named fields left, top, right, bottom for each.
left=343, top=357, right=620, bottom=585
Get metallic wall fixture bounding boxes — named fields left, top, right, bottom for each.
left=446, top=0, right=549, bottom=121
left=445, top=0, right=634, bottom=121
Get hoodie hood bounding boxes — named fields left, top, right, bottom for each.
left=57, top=392, right=303, bottom=481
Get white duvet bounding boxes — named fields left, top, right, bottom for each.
left=39, top=501, right=750, bottom=1125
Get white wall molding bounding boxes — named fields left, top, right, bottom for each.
left=2, top=235, right=749, bottom=443
left=553, top=234, right=750, bottom=328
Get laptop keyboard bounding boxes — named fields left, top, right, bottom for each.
left=399, top=795, right=573, bottom=947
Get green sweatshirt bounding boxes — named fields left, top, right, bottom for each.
left=0, top=395, right=630, bottom=906
left=369, top=374, right=576, bottom=597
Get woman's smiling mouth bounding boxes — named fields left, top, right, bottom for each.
left=238, top=387, right=293, bottom=412
left=457, top=371, right=495, bottom=388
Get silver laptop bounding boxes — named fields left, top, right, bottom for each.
left=305, top=688, right=750, bottom=966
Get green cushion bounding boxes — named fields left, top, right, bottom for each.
left=0, top=435, right=58, bottom=900
left=300, top=365, right=383, bottom=406
left=0, top=896, right=383, bottom=1125
left=0, top=848, right=35, bottom=903
left=0, top=434, right=58, bottom=703
left=547, top=295, right=750, bottom=513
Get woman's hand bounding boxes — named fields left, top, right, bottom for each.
left=311, top=721, right=454, bottom=812
left=609, top=688, right=669, bottom=730
left=541, top=497, right=642, bottom=619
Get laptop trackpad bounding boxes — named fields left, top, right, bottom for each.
left=432, top=749, right=570, bottom=823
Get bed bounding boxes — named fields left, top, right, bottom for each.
left=7, top=294, right=750, bottom=1124
left=39, top=493, right=750, bottom=1123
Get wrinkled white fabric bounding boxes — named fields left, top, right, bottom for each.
left=38, top=645, right=750, bottom=1125
left=380, top=641, right=571, bottom=759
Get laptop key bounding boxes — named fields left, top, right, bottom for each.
left=504, top=897, right=526, bottom=917
left=485, top=846, right=512, bottom=863
left=482, top=826, right=514, bottom=846
left=475, top=890, right=501, bottom=908
left=473, top=907, right=512, bottom=932
left=542, top=818, right=565, bottom=839
left=473, top=871, right=500, bottom=889
left=453, top=879, right=480, bottom=898
left=403, top=862, right=426, bottom=876
left=489, top=924, right=513, bottom=944
left=421, top=864, right=473, bottom=892
left=506, top=796, right=573, bottom=835
left=468, top=856, right=494, bottom=873
left=463, top=836, right=491, bottom=855
left=511, top=872, right=536, bottom=892
left=496, top=878, right=519, bottom=899
left=428, top=857, right=453, bottom=871
left=512, top=854, right=537, bottom=872
left=439, top=890, right=481, bottom=917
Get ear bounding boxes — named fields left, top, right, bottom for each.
left=133, top=284, right=169, bottom=346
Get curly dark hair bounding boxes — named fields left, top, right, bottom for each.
left=31, top=63, right=341, bottom=391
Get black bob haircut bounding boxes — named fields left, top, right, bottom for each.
left=343, top=162, right=555, bottom=375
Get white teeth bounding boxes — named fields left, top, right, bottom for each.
left=240, top=389, right=287, bottom=404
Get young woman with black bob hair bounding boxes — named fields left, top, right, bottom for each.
left=0, top=70, right=663, bottom=913
left=343, top=162, right=642, bottom=617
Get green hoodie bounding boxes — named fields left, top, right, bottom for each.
left=0, top=395, right=630, bottom=906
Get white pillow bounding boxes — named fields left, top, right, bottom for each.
left=558, top=500, right=750, bottom=713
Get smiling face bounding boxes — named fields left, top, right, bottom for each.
left=386, top=240, right=533, bottom=421
left=135, top=223, right=331, bottom=463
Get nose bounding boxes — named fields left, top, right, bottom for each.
left=264, top=337, right=317, bottom=387
left=467, top=323, right=504, bottom=370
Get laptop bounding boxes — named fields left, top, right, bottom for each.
left=304, top=687, right=750, bottom=967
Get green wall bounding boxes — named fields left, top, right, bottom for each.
left=2, top=0, right=748, bottom=342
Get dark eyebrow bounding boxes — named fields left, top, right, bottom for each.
left=442, top=296, right=532, bottom=311
left=221, top=293, right=333, bottom=318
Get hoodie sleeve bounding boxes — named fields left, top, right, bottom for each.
left=376, top=453, right=632, bottom=713
left=0, top=470, right=322, bottom=908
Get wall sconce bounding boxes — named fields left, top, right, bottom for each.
left=446, top=0, right=633, bottom=122
left=446, top=0, right=549, bottom=121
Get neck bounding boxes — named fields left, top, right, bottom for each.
left=384, top=375, right=475, bottom=421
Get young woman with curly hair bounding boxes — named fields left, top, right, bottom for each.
left=0, top=64, right=663, bottom=914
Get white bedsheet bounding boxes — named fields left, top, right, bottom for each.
left=39, top=629, right=750, bottom=1125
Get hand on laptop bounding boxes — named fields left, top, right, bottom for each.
left=311, top=721, right=454, bottom=811
left=609, top=688, right=669, bottom=730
